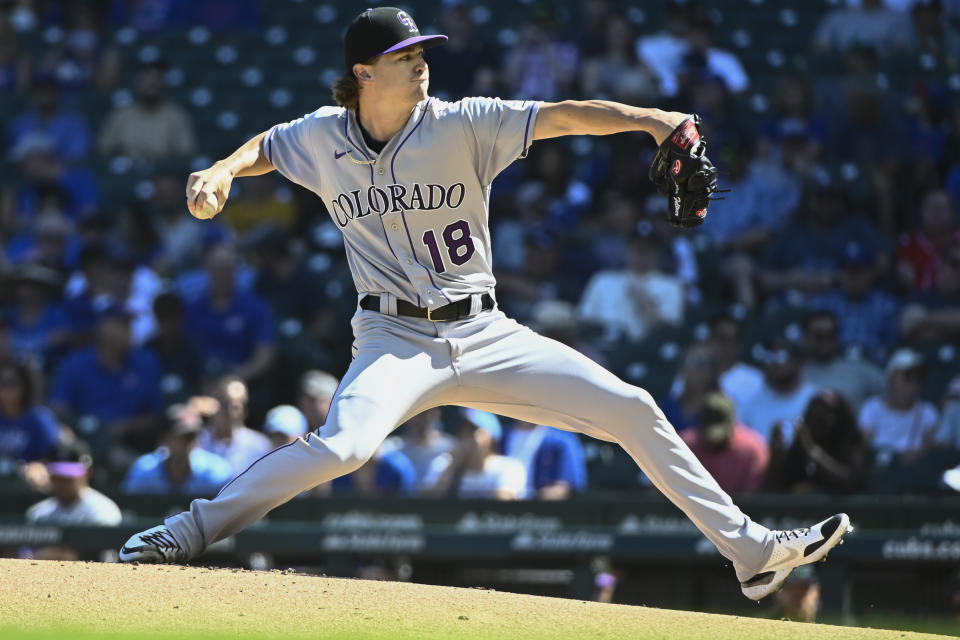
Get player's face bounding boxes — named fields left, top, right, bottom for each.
left=372, top=45, right=429, bottom=102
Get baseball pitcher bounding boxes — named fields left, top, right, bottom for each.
left=121, top=7, right=851, bottom=600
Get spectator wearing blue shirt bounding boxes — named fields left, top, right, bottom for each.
left=504, top=420, right=587, bottom=499
left=2, top=263, right=70, bottom=371
left=811, top=241, right=901, bottom=364
left=49, top=306, right=164, bottom=470
left=122, top=405, right=233, bottom=495
left=7, top=75, right=91, bottom=163
left=0, top=358, right=60, bottom=464
left=186, top=243, right=276, bottom=381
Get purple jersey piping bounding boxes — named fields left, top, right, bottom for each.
left=264, top=126, right=275, bottom=165
left=344, top=111, right=402, bottom=267
left=391, top=98, right=452, bottom=304
left=213, top=439, right=299, bottom=499
left=521, top=102, right=535, bottom=158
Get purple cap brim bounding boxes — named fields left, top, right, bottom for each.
left=380, top=34, right=448, bottom=56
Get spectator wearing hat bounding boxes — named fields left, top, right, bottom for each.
left=859, top=348, right=939, bottom=460
left=25, top=441, right=120, bottom=527
left=185, top=242, right=276, bottom=382
left=858, top=348, right=939, bottom=462
left=504, top=420, right=587, bottom=499
left=680, top=392, right=769, bottom=494
left=426, top=409, right=527, bottom=499
left=760, top=171, right=887, bottom=301
left=383, top=408, right=455, bottom=493
left=769, top=391, right=872, bottom=494
left=2, top=262, right=70, bottom=368
left=896, top=189, right=960, bottom=292
left=297, top=370, right=339, bottom=430
left=0, top=358, right=60, bottom=466
left=7, top=73, right=91, bottom=163
left=49, top=305, right=164, bottom=470
left=263, top=404, right=307, bottom=449
left=122, top=403, right=233, bottom=494
left=196, top=376, right=271, bottom=476
left=578, top=230, right=684, bottom=342
left=810, top=240, right=901, bottom=363
left=740, top=338, right=822, bottom=446
left=98, top=60, right=196, bottom=163
left=801, top=310, right=884, bottom=413
left=662, top=340, right=722, bottom=431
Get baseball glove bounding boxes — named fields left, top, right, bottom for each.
left=648, top=114, right=723, bottom=229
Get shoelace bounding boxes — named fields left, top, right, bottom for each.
left=141, top=530, right=181, bottom=551
left=774, top=527, right=810, bottom=543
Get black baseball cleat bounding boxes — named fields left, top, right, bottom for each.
left=119, top=525, right=188, bottom=564
left=740, top=513, right=853, bottom=601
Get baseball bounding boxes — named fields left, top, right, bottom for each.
left=195, top=191, right=220, bottom=219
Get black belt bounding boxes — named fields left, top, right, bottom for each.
left=360, top=293, right=494, bottom=322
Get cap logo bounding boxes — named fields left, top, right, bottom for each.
left=397, top=11, right=417, bottom=33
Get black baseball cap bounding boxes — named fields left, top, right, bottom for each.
left=343, top=7, right=447, bottom=71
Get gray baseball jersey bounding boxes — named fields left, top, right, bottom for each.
left=264, top=97, right=538, bottom=309
left=162, top=95, right=777, bottom=582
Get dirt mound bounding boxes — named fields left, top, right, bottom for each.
left=0, top=559, right=947, bottom=640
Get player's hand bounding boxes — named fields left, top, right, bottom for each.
left=185, top=163, right=234, bottom=219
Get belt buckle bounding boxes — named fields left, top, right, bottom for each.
left=426, top=306, right=440, bottom=322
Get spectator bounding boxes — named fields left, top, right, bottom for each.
left=185, top=243, right=276, bottom=381
left=504, top=420, right=587, bottom=499
left=122, top=404, right=233, bottom=494
left=49, top=306, right=164, bottom=470
left=580, top=16, right=657, bottom=104
left=152, top=171, right=210, bottom=276
left=147, top=291, right=203, bottom=406
left=761, top=73, right=829, bottom=170
left=503, top=8, right=579, bottom=101
left=39, top=2, right=122, bottom=89
left=769, top=391, right=872, bottom=494
left=222, top=175, right=296, bottom=236
left=934, top=376, right=960, bottom=451
left=527, top=299, right=607, bottom=366
left=2, top=263, right=70, bottom=368
left=801, top=310, right=885, bottom=412
left=263, top=404, right=306, bottom=449
left=813, top=0, right=913, bottom=56
left=25, top=442, right=121, bottom=526
left=680, top=10, right=749, bottom=95
left=811, top=240, right=901, bottom=363
left=330, top=445, right=417, bottom=496
left=384, top=408, right=455, bottom=493
left=7, top=74, right=91, bottom=162
left=98, top=60, right=196, bottom=162
left=896, top=189, right=959, bottom=292
left=297, top=370, right=338, bottom=430
left=497, top=230, right=578, bottom=323
left=635, top=1, right=697, bottom=98
left=740, top=338, right=821, bottom=446
left=416, top=1, right=500, bottom=100
left=662, top=341, right=721, bottom=431
left=859, top=348, right=939, bottom=459
left=900, top=246, right=960, bottom=343
left=247, top=226, right=324, bottom=322
left=196, top=376, right=271, bottom=475
left=706, top=312, right=764, bottom=416
left=426, top=409, right=526, bottom=499
left=761, top=170, right=887, bottom=302
left=0, top=358, right=60, bottom=465
left=681, top=392, right=769, bottom=494
left=765, top=566, right=821, bottom=623
left=0, top=11, right=31, bottom=94
left=2, top=132, right=101, bottom=221
left=578, top=230, right=684, bottom=342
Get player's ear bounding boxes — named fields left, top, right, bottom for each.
left=353, top=63, right=372, bottom=83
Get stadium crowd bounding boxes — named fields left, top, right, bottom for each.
left=2, top=0, right=960, bottom=522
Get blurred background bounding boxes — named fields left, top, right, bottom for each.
left=1, top=0, right=960, bottom=634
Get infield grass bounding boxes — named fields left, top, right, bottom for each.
left=1, top=559, right=954, bottom=640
